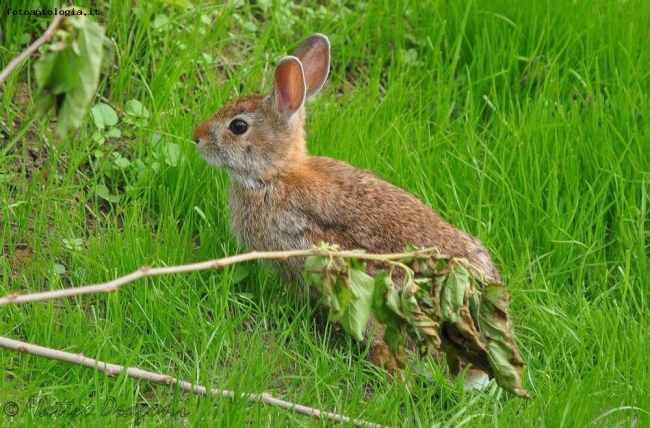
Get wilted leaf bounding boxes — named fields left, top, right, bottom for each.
left=328, top=277, right=350, bottom=322
left=479, top=283, right=529, bottom=398
left=301, top=243, right=529, bottom=398
left=34, top=12, right=110, bottom=138
left=384, top=324, right=408, bottom=368
left=401, top=279, right=441, bottom=347
left=34, top=45, right=60, bottom=89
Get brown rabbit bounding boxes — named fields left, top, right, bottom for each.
left=193, top=34, right=500, bottom=381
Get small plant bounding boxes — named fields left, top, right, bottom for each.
left=90, top=109, right=184, bottom=204
left=62, top=237, right=84, bottom=251
left=122, top=100, right=150, bottom=129
left=91, top=102, right=121, bottom=145
left=88, top=97, right=183, bottom=204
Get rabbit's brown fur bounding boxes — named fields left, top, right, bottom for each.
left=193, top=34, right=500, bottom=378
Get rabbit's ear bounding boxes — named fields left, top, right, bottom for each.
left=274, top=56, right=306, bottom=115
left=293, top=34, right=330, bottom=98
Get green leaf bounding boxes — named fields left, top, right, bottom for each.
left=163, top=143, right=182, bottom=167
left=34, top=14, right=109, bottom=138
left=105, top=127, right=122, bottom=138
left=60, top=16, right=107, bottom=137
left=230, top=263, right=250, bottom=284
left=19, top=33, right=31, bottom=45
left=62, top=238, right=84, bottom=251
left=95, top=184, right=120, bottom=203
left=137, top=168, right=152, bottom=184
left=150, top=133, right=162, bottom=147
left=372, top=272, right=405, bottom=325
left=303, top=254, right=328, bottom=291
left=0, top=173, right=15, bottom=184
left=124, top=99, right=150, bottom=118
left=440, top=266, right=469, bottom=323
left=91, top=130, right=104, bottom=144
left=201, top=53, right=214, bottom=65
left=91, top=103, right=118, bottom=129
left=153, top=14, right=170, bottom=30
left=53, top=263, right=66, bottom=275
left=339, top=268, right=374, bottom=341
left=133, top=159, right=146, bottom=170
left=34, top=49, right=59, bottom=91
left=113, top=156, right=131, bottom=169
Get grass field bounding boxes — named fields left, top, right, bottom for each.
left=1, top=0, right=649, bottom=426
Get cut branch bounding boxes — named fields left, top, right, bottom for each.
left=0, top=246, right=440, bottom=307
left=0, top=14, right=65, bottom=85
left=0, top=336, right=386, bottom=428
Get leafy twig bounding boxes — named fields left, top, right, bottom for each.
left=0, top=14, right=65, bottom=85
left=0, top=336, right=385, bottom=428
left=0, top=247, right=438, bottom=307
left=0, top=243, right=527, bottom=426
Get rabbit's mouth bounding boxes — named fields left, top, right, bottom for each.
left=197, top=144, right=265, bottom=190
left=196, top=142, right=229, bottom=172
left=194, top=139, right=208, bottom=154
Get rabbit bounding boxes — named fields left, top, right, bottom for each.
left=193, top=34, right=501, bottom=382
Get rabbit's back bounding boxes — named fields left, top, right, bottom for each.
left=230, top=156, right=500, bottom=283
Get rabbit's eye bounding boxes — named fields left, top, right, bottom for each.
left=229, top=119, right=249, bottom=135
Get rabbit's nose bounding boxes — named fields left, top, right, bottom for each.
left=192, top=121, right=211, bottom=144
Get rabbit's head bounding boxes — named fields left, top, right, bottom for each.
left=193, top=34, right=330, bottom=189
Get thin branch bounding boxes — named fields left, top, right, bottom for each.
left=0, top=247, right=440, bottom=307
left=0, top=336, right=386, bottom=428
left=0, top=246, right=438, bottom=425
left=0, top=14, right=65, bottom=85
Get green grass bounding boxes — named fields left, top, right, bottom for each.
left=1, top=0, right=649, bottom=426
